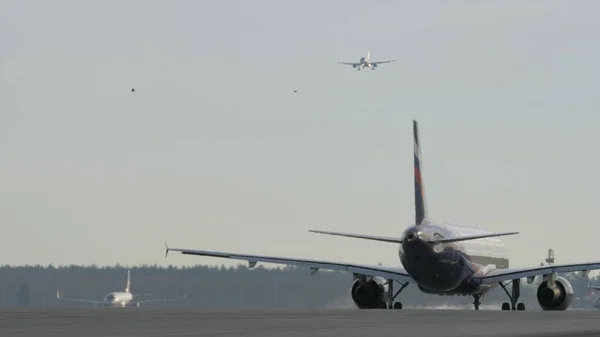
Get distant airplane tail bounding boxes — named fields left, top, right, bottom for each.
left=125, top=269, right=131, bottom=292
left=367, top=49, right=371, bottom=61
left=413, top=120, right=428, bottom=225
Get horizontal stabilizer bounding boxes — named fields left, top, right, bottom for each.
left=428, top=232, right=519, bottom=244
left=308, top=230, right=403, bottom=243
left=309, top=230, right=518, bottom=245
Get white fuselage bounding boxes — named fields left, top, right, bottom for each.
left=358, top=57, right=372, bottom=69
left=398, top=221, right=509, bottom=296
left=103, top=291, right=134, bottom=307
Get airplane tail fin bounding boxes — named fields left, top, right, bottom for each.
left=125, top=269, right=131, bottom=292
left=367, top=50, right=371, bottom=60
left=413, top=120, right=428, bottom=225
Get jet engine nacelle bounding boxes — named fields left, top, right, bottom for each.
left=350, top=276, right=387, bottom=309
left=536, top=275, right=574, bottom=310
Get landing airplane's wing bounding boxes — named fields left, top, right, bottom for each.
left=336, top=62, right=360, bottom=66
left=372, top=59, right=399, bottom=65
left=165, top=244, right=414, bottom=283
left=479, top=262, right=600, bottom=284
left=56, top=290, right=103, bottom=305
left=136, top=292, right=188, bottom=305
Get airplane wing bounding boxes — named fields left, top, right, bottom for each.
left=56, top=290, right=103, bottom=305
left=136, top=293, right=188, bottom=305
left=479, top=262, right=600, bottom=284
left=372, top=59, right=399, bottom=65
left=165, top=244, right=414, bottom=283
left=336, top=62, right=360, bottom=66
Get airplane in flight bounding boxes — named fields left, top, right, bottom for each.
left=56, top=269, right=187, bottom=307
left=165, top=120, right=600, bottom=311
left=337, top=50, right=398, bottom=70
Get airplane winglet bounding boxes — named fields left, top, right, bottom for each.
left=164, top=241, right=170, bottom=258
left=56, top=290, right=60, bottom=299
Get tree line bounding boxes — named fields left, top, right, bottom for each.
left=0, top=264, right=598, bottom=309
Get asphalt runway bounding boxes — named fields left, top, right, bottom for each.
left=2, top=308, right=600, bottom=337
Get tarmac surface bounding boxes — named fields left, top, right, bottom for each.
left=1, top=308, right=600, bottom=337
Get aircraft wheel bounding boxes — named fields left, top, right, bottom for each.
left=517, top=303, right=525, bottom=311
left=393, top=302, right=403, bottom=310
left=501, top=302, right=510, bottom=311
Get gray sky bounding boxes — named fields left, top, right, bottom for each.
left=1, top=0, right=599, bottom=271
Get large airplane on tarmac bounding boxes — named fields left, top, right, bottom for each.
left=56, top=269, right=187, bottom=307
left=337, top=50, right=398, bottom=70
left=165, top=120, right=600, bottom=311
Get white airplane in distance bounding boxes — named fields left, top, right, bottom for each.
left=165, top=120, right=600, bottom=311
left=337, top=50, right=398, bottom=70
left=56, top=269, right=187, bottom=307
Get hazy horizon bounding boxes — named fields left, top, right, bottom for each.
left=1, top=1, right=600, bottom=276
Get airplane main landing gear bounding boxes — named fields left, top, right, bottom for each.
left=499, top=279, right=526, bottom=311
left=472, top=294, right=482, bottom=310
left=386, top=279, right=408, bottom=309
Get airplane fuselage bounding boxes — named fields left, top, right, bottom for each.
left=102, top=291, right=134, bottom=307
left=399, top=222, right=509, bottom=296
left=356, top=57, right=374, bottom=69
